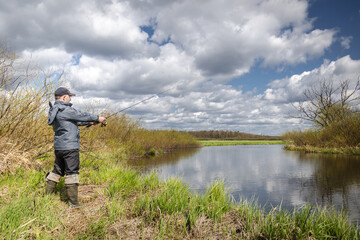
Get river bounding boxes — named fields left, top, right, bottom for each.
left=128, top=145, right=360, bottom=224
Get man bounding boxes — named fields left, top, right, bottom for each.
left=46, top=87, right=106, bottom=207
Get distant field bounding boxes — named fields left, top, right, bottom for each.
left=200, top=140, right=288, bottom=146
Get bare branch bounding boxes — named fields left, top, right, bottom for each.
left=292, top=79, right=360, bottom=127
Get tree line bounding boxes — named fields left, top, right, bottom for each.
left=184, top=130, right=280, bottom=140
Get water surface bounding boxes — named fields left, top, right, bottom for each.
left=129, top=145, right=360, bottom=223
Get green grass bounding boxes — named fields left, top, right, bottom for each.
left=0, top=169, right=66, bottom=239
left=200, top=140, right=289, bottom=146
left=284, top=144, right=360, bottom=155
left=0, top=152, right=358, bottom=239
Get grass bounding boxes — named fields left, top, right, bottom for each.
left=0, top=152, right=358, bottom=239
left=284, top=144, right=360, bottom=155
left=200, top=140, right=289, bottom=146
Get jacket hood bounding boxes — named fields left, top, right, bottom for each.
left=47, top=101, right=72, bottom=125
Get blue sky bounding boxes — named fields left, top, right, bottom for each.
left=1, top=0, right=359, bottom=135
left=308, top=0, right=359, bottom=63
left=233, top=0, right=360, bottom=93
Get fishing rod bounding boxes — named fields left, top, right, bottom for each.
left=87, top=87, right=174, bottom=128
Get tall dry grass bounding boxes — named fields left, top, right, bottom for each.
left=0, top=45, right=58, bottom=173
left=0, top=45, right=57, bottom=150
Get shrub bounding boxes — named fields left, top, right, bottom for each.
left=283, top=112, right=360, bottom=148
left=282, top=129, right=322, bottom=147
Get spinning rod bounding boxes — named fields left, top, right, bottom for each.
left=87, top=87, right=174, bottom=128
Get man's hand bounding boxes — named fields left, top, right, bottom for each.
left=85, top=117, right=106, bottom=128
left=98, top=116, right=106, bottom=123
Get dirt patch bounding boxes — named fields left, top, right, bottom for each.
left=0, top=186, right=9, bottom=199
left=59, top=184, right=107, bottom=238
left=191, top=211, right=246, bottom=239
left=108, top=210, right=248, bottom=239
left=109, top=218, right=154, bottom=239
left=108, top=214, right=188, bottom=240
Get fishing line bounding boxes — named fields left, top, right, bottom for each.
left=87, top=86, right=176, bottom=128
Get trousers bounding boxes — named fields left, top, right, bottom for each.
left=52, top=149, right=80, bottom=176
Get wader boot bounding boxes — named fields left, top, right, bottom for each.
left=45, top=172, right=61, bottom=195
left=66, top=184, right=84, bottom=208
left=60, top=187, right=68, bottom=202
left=45, top=180, right=57, bottom=194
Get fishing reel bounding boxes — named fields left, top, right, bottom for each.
left=86, top=121, right=107, bottom=128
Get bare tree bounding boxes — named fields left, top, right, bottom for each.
left=293, top=79, right=360, bottom=128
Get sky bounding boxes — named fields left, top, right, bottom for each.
left=1, top=0, right=359, bottom=135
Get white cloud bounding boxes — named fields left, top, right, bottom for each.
left=340, top=36, right=353, bottom=49
left=68, top=44, right=203, bottom=98
left=1, top=0, right=336, bottom=79
left=133, top=56, right=360, bottom=134
left=264, top=55, right=360, bottom=104
left=0, top=0, right=155, bottom=58
left=147, top=0, right=335, bottom=77
left=20, top=48, right=73, bottom=70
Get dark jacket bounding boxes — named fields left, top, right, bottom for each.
left=48, top=100, right=98, bottom=150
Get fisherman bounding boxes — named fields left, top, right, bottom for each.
left=45, top=87, right=106, bottom=207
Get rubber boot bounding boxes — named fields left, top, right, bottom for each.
left=45, top=180, right=57, bottom=195
left=60, top=187, right=68, bottom=202
left=66, top=184, right=84, bottom=208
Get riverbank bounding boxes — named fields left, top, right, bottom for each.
left=200, top=140, right=288, bottom=146
left=284, top=144, right=360, bottom=155
left=1, top=151, right=358, bottom=239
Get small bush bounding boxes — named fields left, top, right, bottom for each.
left=283, top=112, right=360, bottom=149
left=322, top=113, right=360, bottom=147
left=282, top=129, right=322, bottom=147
